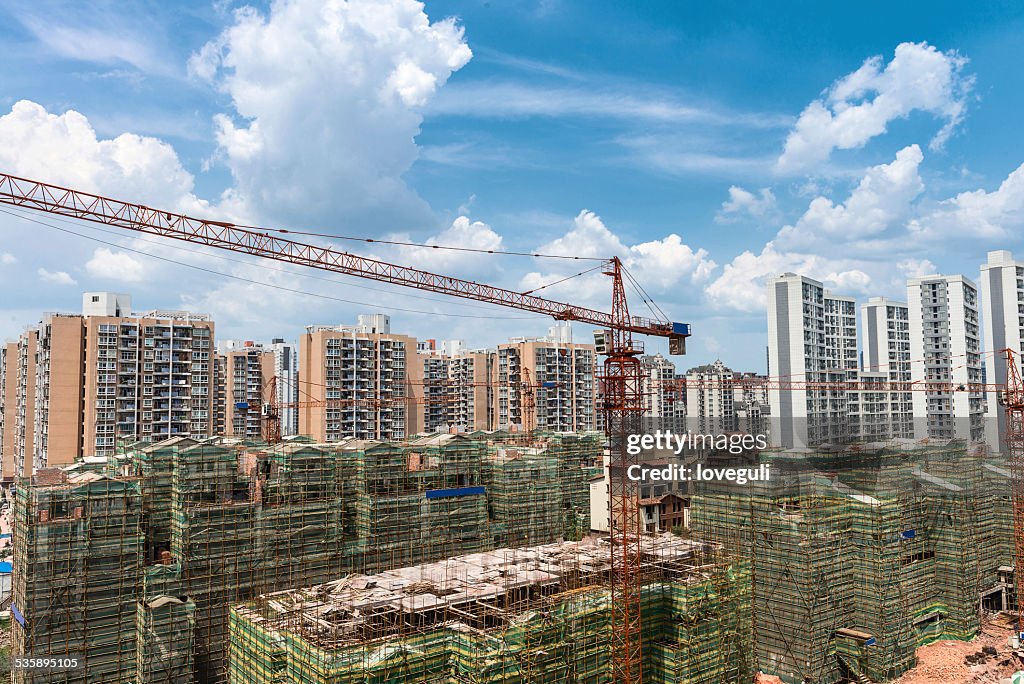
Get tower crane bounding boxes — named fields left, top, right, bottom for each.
left=0, top=171, right=690, bottom=683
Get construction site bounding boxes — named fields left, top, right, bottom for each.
left=6, top=161, right=1024, bottom=684
left=10, top=430, right=1024, bottom=683
left=9, top=431, right=605, bottom=683
left=690, top=438, right=1018, bottom=684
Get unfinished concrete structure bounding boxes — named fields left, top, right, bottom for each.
left=228, top=535, right=752, bottom=684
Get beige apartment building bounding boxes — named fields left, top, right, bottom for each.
left=299, top=314, right=423, bottom=441
left=496, top=324, right=597, bottom=432
left=447, top=349, right=497, bottom=431
left=216, top=340, right=275, bottom=439
left=0, top=292, right=215, bottom=476
left=297, top=316, right=597, bottom=439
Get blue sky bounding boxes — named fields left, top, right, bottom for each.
left=1, top=0, right=1023, bottom=371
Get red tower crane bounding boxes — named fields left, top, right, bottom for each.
left=0, top=171, right=690, bottom=683
left=1001, top=349, right=1024, bottom=628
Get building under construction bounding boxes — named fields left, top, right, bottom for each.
left=9, top=431, right=602, bottom=683
left=689, top=438, right=1014, bottom=684
left=227, top=535, right=751, bottom=684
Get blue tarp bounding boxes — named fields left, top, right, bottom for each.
left=425, top=486, right=486, bottom=500
left=0, top=561, right=11, bottom=573
left=11, top=603, right=25, bottom=627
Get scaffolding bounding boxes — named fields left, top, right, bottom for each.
left=12, top=431, right=608, bottom=683
left=227, top=535, right=751, bottom=684
left=136, top=596, right=196, bottom=683
left=11, top=470, right=144, bottom=683
left=689, top=439, right=1012, bottom=684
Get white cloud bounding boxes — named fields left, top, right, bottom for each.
left=37, top=268, right=77, bottom=286
left=705, top=243, right=874, bottom=312
left=1, top=253, right=15, bottom=265
left=0, top=100, right=206, bottom=213
left=910, top=161, right=1024, bottom=239
left=716, top=186, right=777, bottom=223
left=823, top=269, right=871, bottom=293
left=429, top=82, right=789, bottom=128
left=85, top=248, right=146, bottom=282
left=390, top=216, right=504, bottom=275
left=18, top=15, right=171, bottom=76
left=776, top=145, right=923, bottom=247
left=520, top=210, right=715, bottom=306
left=897, top=258, right=937, bottom=279
left=192, top=0, right=472, bottom=228
left=777, top=42, right=972, bottom=173
left=707, top=146, right=929, bottom=312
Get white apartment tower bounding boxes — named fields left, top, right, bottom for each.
left=685, top=360, right=737, bottom=434
left=267, top=338, right=300, bottom=437
left=639, top=354, right=684, bottom=432
left=767, top=274, right=857, bottom=448
left=907, top=275, right=983, bottom=440
left=980, top=250, right=1024, bottom=451
left=860, top=297, right=913, bottom=439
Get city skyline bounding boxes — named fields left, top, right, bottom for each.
left=1, top=1, right=1024, bottom=369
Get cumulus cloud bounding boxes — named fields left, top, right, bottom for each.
left=37, top=268, right=77, bottom=285
left=897, top=258, right=937, bottom=279
left=705, top=243, right=867, bottom=312
left=776, top=145, right=924, bottom=247
left=910, top=162, right=1024, bottom=239
left=707, top=146, right=930, bottom=312
left=0, top=100, right=205, bottom=213
left=519, top=210, right=715, bottom=306
left=715, top=186, right=777, bottom=223
left=85, top=248, right=146, bottom=282
left=191, top=0, right=473, bottom=229
left=777, top=42, right=972, bottom=173
left=391, top=216, right=504, bottom=275
left=823, top=269, right=871, bottom=294
left=1, top=253, right=15, bottom=265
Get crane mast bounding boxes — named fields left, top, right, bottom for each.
left=0, top=171, right=690, bottom=683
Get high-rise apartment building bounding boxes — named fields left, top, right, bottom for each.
left=447, top=349, right=496, bottom=431
left=267, top=338, right=300, bottom=437
left=732, top=372, right=770, bottom=437
left=767, top=274, right=857, bottom=448
left=216, top=340, right=275, bottom=439
left=496, top=324, right=596, bottom=432
left=639, top=354, right=684, bottom=432
left=860, top=297, right=913, bottom=439
left=0, top=343, right=16, bottom=479
left=299, top=314, right=421, bottom=441
left=417, top=340, right=451, bottom=433
left=685, top=361, right=737, bottom=434
left=980, top=250, right=1024, bottom=451
left=907, top=274, right=983, bottom=440
left=0, top=293, right=215, bottom=475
